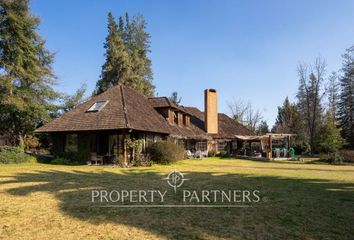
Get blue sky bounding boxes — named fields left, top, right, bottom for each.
left=31, top=0, right=354, bottom=126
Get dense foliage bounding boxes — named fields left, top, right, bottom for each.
left=0, top=145, right=35, bottom=164
left=94, top=12, right=154, bottom=96
left=148, top=141, right=184, bottom=164
left=338, top=46, right=354, bottom=148
left=0, top=0, right=59, bottom=145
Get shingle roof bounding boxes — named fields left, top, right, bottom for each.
left=183, top=106, right=255, bottom=138
left=148, top=97, right=188, bottom=113
left=148, top=97, right=179, bottom=109
left=35, top=85, right=171, bottom=134
left=36, top=85, right=255, bottom=138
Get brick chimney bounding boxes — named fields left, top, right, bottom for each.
left=204, top=89, right=218, bottom=134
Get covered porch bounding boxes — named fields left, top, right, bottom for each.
left=51, top=130, right=166, bottom=166
left=233, top=133, right=296, bottom=160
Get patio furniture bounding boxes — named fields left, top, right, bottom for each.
left=283, top=149, right=288, bottom=158
left=185, top=150, right=193, bottom=159
left=90, top=152, right=103, bottom=165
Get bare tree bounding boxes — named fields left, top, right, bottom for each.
left=227, top=99, right=263, bottom=131
left=297, top=56, right=326, bottom=154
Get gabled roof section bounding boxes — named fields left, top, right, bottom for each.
left=148, top=97, right=178, bottom=109
left=36, top=85, right=171, bottom=134
left=148, top=97, right=189, bottom=114
left=183, top=106, right=255, bottom=138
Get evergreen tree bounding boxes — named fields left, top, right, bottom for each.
left=0, top=0, right=58, bottom=145
left=327, top=72, right=339, bottom=122
left=272, top=97, right=306, bottom=148
left=169, top=91, right=182, bottom=105
left=273, top=97, right=301, bottom=133
left=338, top=46, right=354, bottom=148
left=94, top=13, right=132, bottom=95
left=256, top=120, right=269, bottom=135
left=95, top=12, right=155, bottom=96
left=318, top=114, right=344, bottom=156
left=124, top=13, right=154, bottom=96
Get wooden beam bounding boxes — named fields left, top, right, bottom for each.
left=123, top=134, right=127, bottom=167
left=268, top=135, right=272, bottom=159
left=287, top=135, right=291, bottom=158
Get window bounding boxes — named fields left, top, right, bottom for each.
left=65, top=134, right=78, bottom=152
left=183, top=115, right=190, bottom=127
left=87, top=100, right=109, bottom=112
left=218, top=141, right=227, bottom=151
left=174, top=112, right=178, bottom=124
left=232, top=141, right=238, bottom=150
left=197, top=141, right=207, bottom=151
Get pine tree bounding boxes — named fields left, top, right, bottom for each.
left=0, top=0, right=58, bottom=145
left=318, top=114, right=344, bottom=156
left=338, top=46, right=354, bottom=148
left=124, top=13, right=154, bottom=96
left=272, top=97, right=306, bottom=148
left=273, top=97, right=301, bottom=134
left=256, top=121, right=269, bottom=135
left=94, top=13, right=132, bottom=95
left=95, top=13, right=155, bottom=96
left=327, top=72, right=339, bottom=122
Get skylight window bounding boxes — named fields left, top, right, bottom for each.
left=87, top=100, right=109, bottom=112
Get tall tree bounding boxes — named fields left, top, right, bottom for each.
left=272, top=97, right=306, bottom=148
left=0, top=0, right=58, bottom=145
left=296, top=57, right=326, bottom=154
left=326, top=72, right=339, bottom=122
left=95, top=13, right=155, bottom=96
left=123, top=13, right=154, bottom=96
left=318, top=114, right=344, bottom=157
left=94, top=13, right=132, bottom=95
left=273, top=97, right=301, bottom=134
left=169, top=91, right=182, bottom=105
left=338, top=46, right=354, bottom=148
left=256, top=120, right=269, bottom=135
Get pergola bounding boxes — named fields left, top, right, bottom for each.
left=234, top=133, right=296, bottom=159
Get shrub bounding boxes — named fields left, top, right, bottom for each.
left=50, top=157, right=79, bottom=165
left=219, top=150, right=230, bottom=158
left=208, top=150, right=217, bottom=157
left=57, top=152, right=86, bottom=164
left=0, top=146, right=23, bottom=154
left=24, top=135, right=40, bottom=151
left=148, top=141, right=184, bottom=164
left=131, top=154, right=152, bottom=167
left=340, top=150, right=354, bottom=163
left=0, top=152, right=35, bottom=164
left=320, top=152, right=343, bottom=164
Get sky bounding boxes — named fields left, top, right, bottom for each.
left=30, top=0, right=354, bottom=126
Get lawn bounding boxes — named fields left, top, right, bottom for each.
left=0, top=158, right=353, bottom=240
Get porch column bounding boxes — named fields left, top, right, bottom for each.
left=287, top=135, right=291, bottom=158
left=123, top=134, right=128, bottom=167
left=268, top=135, right=273, bottom=159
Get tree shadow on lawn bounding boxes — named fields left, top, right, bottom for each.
left=1, top=168, right=354, bottom=239
left=220, top=158, right=354, bottom=172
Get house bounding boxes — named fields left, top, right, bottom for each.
left=35, top=85, right=255, bottom=164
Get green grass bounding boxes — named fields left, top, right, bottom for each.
left=0, top=158, right=353, bottom=239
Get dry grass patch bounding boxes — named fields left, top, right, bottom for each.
left=0, top=159, right=353, bottom=239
